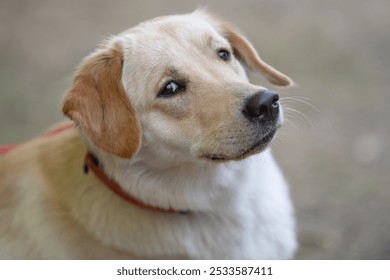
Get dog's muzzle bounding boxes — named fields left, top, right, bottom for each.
left=201, top=89, right=281, bottom=162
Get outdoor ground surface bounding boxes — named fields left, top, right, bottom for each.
left=1, top=0, right=389, bottom=259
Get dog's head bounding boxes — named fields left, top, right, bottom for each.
left=63, top=11, right=292, bottom=163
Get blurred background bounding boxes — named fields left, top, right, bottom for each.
left=0, top=0, right=389, bottom=259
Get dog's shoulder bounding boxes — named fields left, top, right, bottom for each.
left=0, top=122, right=85, bottom=258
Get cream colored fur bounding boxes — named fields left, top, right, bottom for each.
left=0, top=10, right=297, bottom=259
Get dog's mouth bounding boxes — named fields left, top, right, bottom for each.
left=201, top=129, right=277, bottom=162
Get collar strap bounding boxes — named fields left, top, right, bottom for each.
left=84, top=152, right=189, bottom=214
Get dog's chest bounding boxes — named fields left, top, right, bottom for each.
left=80, top=153, right=296, bottom=259
left=127, top=174, right=294, bottom=259
left=147, top=194, right=293, bottom=260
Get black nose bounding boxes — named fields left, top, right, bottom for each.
left=242, top=90, right=280, bottom=121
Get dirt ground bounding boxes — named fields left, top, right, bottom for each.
left=1, top=0, right=389, bottom=259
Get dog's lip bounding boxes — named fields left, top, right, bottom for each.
left=201, top=129, right=277, bottom=162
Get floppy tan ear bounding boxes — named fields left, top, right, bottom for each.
left=63, top=42, right=141, bottom=158
left=208, top=14, right=293, bottom=87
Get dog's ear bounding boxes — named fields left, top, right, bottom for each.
left=207, top=14, right=293, bottom=87
left=63, top=41, right=141, bottom=158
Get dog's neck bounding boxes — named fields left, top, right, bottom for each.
left=84, top=151, right=191, bottom=214
left=87, top=145, right=253, bottom=213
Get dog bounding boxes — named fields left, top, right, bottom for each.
left=0, top=10, right=297, bottom=259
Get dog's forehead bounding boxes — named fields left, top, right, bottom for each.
left=124, top=13, right=227, bottom=53
left=153, top=14, right=217, bottom=35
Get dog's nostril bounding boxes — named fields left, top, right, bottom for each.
left=272, top=97, right=279, bottom=108
left=243, top=90, right=279, bottom=120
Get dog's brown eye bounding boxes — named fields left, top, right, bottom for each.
left=158, top=81, right=185, bottom=97
left=217, top=49, right=231, bottom=61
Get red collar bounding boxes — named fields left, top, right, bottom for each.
left=84, top=152, right=189, bottom=214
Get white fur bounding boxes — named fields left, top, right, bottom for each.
left=86, top=147, right=297, bottom=259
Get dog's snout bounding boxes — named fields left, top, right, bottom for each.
left=242, top=90, right=280, bottom=121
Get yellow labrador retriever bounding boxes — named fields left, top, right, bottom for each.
left=0, top=10, right=296, bottom=259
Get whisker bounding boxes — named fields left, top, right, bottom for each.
left=283, top=107, right=313, bottom=127
left=280, top=96, right=319, bottom=112
left=282, top=117, right=299, bottom=130
left=279, top=95, right=317, bottom=129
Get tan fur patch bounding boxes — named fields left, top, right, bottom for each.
left=63, top=42, right=142, bottom=158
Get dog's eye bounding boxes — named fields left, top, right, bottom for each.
left=158, top=81, right=185, bottom=98
left=217, top=49, right=231, bottom=61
